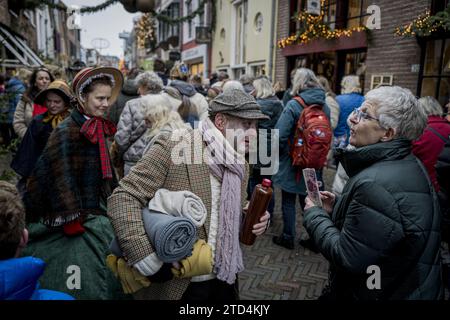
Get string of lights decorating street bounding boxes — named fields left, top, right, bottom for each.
left=395, top=4, right=450, bottom=37
left=277, top=0, right=367, bottom=49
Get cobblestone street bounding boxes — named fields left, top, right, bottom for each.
left=239, top=168, right=336, bottom=300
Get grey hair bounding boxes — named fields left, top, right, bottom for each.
left=253, top=77, right=275, bottom=99
left=365, top=86, right=427, bottom=141
left=418, top=96, right=443, bottom=116
left=239, top=74, right=254, bottom=85
left=136, top=71, right=164, bottom=94
left=341, top=75, right=361, bottom=94
left=141, top=93, right=172, bottom=122
left=223, top=80, right=245, bottom=93
left=291, top=68, right=322, bottom=95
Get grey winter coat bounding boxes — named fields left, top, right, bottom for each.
left=114, top=96, right=149, bottom=164
left=304, top=139, right=443, bottom=300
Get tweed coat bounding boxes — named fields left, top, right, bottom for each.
left=107, top=128, right=249, bottom=300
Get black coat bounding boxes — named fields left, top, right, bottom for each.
left=11, top=113, right=52, bottom=178
left=304, top=139, right=443, bottom=300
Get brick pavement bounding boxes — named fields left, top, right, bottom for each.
left=239, top=168, right=336, bottom=300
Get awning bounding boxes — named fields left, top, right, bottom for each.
left=0, top=23, right=43, bottom=67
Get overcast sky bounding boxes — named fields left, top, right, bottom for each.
left=63, top=0, right=139, bottom=57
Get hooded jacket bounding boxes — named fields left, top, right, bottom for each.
left=304, top=139, right=443, bottom=300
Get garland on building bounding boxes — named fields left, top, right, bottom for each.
left=278, top=0, right=367, bottom=49
left=136, top=13, right=155, bottom=49
left=395, top=5, right=450, bottom=37
left=22, top=0, right=214, bottom=28
left=23, top=0, right=120, bottom=13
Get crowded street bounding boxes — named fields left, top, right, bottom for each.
left=1, top=0, right=450, bottom=307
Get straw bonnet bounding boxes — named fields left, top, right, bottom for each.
left=71, top=67, right=124, bottom=108
left=34, top=79, right=74, bottom=106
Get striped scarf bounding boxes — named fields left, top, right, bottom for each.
left=80, top=117, right=116, bottom=179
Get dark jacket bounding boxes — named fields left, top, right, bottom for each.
left=304, top=139, right=443, bottom=300
left=11, top=113, right=53, bottom=178
left=412, top=116, right=450, bottom=191
left=24, top=109, right=118, bottom=226
left=436, top=132, right=450, bottom=243
left=254, top=96, right=283, bottom=170
left=272, top=88, right=330, bottom=194
left=108, top=79, right=139, bottom=125
left=0, top=257, right=74, bottom=300
left=1, top=77, right=25, bottom=124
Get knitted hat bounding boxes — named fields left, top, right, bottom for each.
left=209, top=89, right=269, bottom=120
left=34, top=79, right=74, bottom=106
left=72, top=67, right=124, bottom=108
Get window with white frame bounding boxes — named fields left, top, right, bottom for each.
left=232, top=0, right=247, bottom=66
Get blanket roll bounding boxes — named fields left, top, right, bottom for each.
left=148, top=189, right=207, bottom=227
left=143, top=208, right=196, bottom=263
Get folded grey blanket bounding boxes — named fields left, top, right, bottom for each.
left=110, top=208, right=196, bottom=263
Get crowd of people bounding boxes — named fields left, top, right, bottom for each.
left=0, top=60, right=449, bottom=301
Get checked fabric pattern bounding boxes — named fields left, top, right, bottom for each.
left=80, top=117, right=117, bottom=179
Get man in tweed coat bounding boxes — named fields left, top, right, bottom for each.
left=107, top=89, right=271, bottom=300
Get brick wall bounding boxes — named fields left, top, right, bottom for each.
left=364, top=0, right=431, bottom=94
left=274, top=0, right=290, bottom=88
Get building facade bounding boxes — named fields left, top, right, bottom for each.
left=0, top=0, right=42, bottom=69
left=180, top=0, right=212, bottom=79
left=211, top=0, right=278, bottom=80
left=275, top=0, right=449, bottom=105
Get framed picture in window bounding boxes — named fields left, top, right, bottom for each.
left=371, top=74, right=393, bottom=89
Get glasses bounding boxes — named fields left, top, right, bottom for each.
left=352, top=107, right=381, bottom=124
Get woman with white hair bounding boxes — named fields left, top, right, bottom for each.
left=272, top=68, right=331, bottom=250
left=115, top=71, right=164, bottom=176
left=249, top=76, right=283, bottom=221
left=303, top=86, right=442, bottom=300
left=222, top=80, right=245, bottom=93
left=413, top=96, right=450, bottom=191
left=334, top=75, right=365, bottom=149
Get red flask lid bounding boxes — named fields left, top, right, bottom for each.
left=262, top=179, right=272, bottom=187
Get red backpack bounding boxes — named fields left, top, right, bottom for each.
left=290, top=96, right=332, bottom=169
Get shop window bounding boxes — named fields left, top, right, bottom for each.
left=420, top=39, right=450, bottom=106
left=233, top=67, right=246, bottom=79
left=431, top=0, right=449, bottom=14
left=251, top=64, right=266, bottom=77
left=346, top=0, right=369, bottom=29
left=322, top=0, right=337, bottom=30
left=190, top=62, right=204, bottom=76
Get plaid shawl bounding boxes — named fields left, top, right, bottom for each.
left=24, top=109, right=117, bottom=226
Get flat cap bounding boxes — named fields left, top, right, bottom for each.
left=209, top=89, right=269, bottom=120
